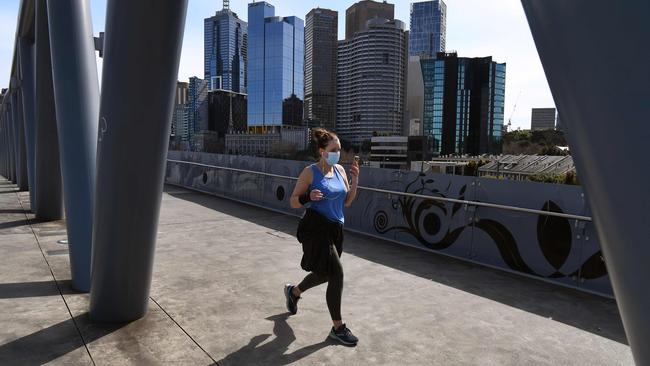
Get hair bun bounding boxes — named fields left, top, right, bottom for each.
left=311, top=127, right=338, bottom=153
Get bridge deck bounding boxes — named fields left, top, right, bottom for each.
left=0, top=178, right=632, bottom=365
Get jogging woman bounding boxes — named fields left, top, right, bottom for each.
left=285, top=128, right=360, bottom=346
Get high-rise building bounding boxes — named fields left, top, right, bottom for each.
left=531, top=108, right=557, bottom=130
left=207, top=89, right=247, bottom=137
left=171, top=81, right=189, bottom=147
left=407, top=56, right=425, bottom=136
left=204, top=1, right=248, bottom=92
left=345, top=0, right=394, bottom=39
left=337, top=18, right=408, bottom=146
left=369, top=135, right=409, bottom=169
left=421, top=52, right=505, bottom=155
left=409, top=0, right=446, bottom=58
left=304, top=8, right=338, bottom=130
left=247, top=1, right=304, bottom=130
left=186, top=77, right=209, bottom=149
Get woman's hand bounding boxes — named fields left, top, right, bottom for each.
left=344, top=159, right=360, bottom=208
left=310, top=189, right=324, bottom=201
left=349, top=159, right=360, bottom=184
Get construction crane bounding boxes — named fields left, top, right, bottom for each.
left=507, top=90, right=522, bottom=132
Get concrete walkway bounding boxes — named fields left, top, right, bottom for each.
left=0, top=178, right=633, bottom=365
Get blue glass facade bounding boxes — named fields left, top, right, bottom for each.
left=421, top=53, right=505, bottom=155
left=493, top=63, right=506, bottom=143
left=409, top=1, right=446, bottom=58
left=204, top=9, right=247, bottom=93
left=186, top=77, right=209, bottom=149
left=421, top=58, right=445, bottom=152
left=247, top=2, right=304, bottom=128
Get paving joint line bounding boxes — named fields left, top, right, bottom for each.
left=150, top=296, right=220, bottom=365
left=14, top=189, right=97, bottom=366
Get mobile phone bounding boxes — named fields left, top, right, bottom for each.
left=354, top=155, right=360, bottom=163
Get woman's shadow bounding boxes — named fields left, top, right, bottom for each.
left=214, top=312, right=338, bottom=366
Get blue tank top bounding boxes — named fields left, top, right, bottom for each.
left=309, top=164, right=347, bottom=224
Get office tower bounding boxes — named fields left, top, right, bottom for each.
left=204, top=1, right=248, bottom=92
left=247, top=1, right=304, bottom=130
left=407, top=56, right=425, bottom=136
left=304, top=8, right=338, bottom=130
left=345, top=0, right=394, bottom=39
left=531, top=108, right=557, bottom=130
left=409, top=0, right=446, bottom=58
left=337, top=18, right=408, bottom=146
left=207, top=89, right=247, bottom=137
left=171, top=81, right=188, bottom=146
left=421, top=52, right=506, bottom=155
left=186, top=77, right=209, bottom=149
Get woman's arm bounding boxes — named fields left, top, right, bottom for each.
left=290, top=166, right=321, bottom=209
left=337, top=162, right=359, bottom=208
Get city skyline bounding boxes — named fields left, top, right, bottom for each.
left=0, top=0, right=554, bottom=130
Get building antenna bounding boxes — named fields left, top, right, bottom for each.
left=223, top=0, right=229, bottom=10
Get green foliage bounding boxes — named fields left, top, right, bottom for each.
left=502, top=129, right=568, bottom=155
left=361, top=139, right=372, bottom=153
left=465, top=159, right=489, bottom=176
left=529, top=170, right=579, bottom=185
left=539, top=146, right=569, bottom=156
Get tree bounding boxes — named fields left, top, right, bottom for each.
left=361, top=139, right=371, bottom=153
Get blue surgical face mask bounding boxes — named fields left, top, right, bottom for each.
left=325, top=151, right=340, bottom=166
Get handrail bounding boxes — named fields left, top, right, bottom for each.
left=166, top=159, right=593, bottom=222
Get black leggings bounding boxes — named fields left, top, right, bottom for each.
left=296, top=243, right=344, bottom=321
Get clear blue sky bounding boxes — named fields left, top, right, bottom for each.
left=0, top=0, right=554, bottom=130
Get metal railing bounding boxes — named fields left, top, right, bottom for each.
left=166, top=159, right=593, bottom=222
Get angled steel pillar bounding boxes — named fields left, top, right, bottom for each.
left=9, top=91, right=18, bottom=185
left=4, top=109, right=9, bottom=180
left=47, top=0, right=99, bottom=292
left=0, top=109, right=5, bottom=178
left=12, top=87, right=29, bottom=192
left=34, top=0, right=63, bottom=220
left=522, top=1, right=650, bottom=365
left=3, top=107, right=8, bottom=180
left=0, top=112, right=3, bottom=177
left=89, top=0, right=189, bottom=322
left=7, top=99, right=16, bottom=184
left=1, top=109, right=5, bottom=178
left=18, top=39, right=37, bottom=208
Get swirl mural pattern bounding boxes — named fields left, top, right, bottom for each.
left=371, top=174, right=607, bottom=282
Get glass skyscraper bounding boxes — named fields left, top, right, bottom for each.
left=204, top=4, right=248, bottom=93
left=171, top=81, right=188, bottom=146
left=409, top=1, right=446, bottom=58
left=304, top=8, right=338, bottom=130
left=247, top=1, right=304, bottom=129
left=421, top=52, right=505, bottom=155
left=186, top=77, right=209, bottom=150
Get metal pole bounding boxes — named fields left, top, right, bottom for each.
left=0, top=112, right=3, bottom=177
left=10, top=92, right=17, bottom=185
left=7, top=100, right=16, bottom=184
left=3, top=108, right=8, bottom=179
left=47, top=0, right=100, bottom=293
left=0, top=110, right=4, bottom=178
left=521, top=1, right=650, bottom=365
left=12, top=87, right=29, bottom=191
left=18, top=39, right=38, bottom=209
left=34, top=0, right=64, bottom=220
left=3, top=109, right=8, bottom=180
left=90, top=0, right=189, bottom=322
left=1, top=110, right=5, bottom=178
